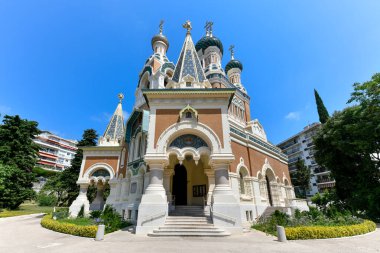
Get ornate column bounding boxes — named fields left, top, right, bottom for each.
left=120, top=178, right=129, bottom=201
left=163, top=168, right=174, bottom=203
left=90, top=183, right=105, bottom=210
left=209, top=155, right=242, bottom=233
left=204, top=169, right=215, bottom=205
left=69, top=181, right=90, bottom=217
left=144, top=163, right=167, bottom=198
left=136, top=156, right=169, bottom=235
left=213, top=164, right=233, bottom=195
left=105, top=178, right=118, bottom=205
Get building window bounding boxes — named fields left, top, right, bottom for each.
left=186, top=82, right=191, bottom=87
left=185, top=111, right=192, bottom=119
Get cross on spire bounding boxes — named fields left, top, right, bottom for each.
left=204, top=21, right=213, bottom=36
left=229, top=45, right=235, bottom=60
left=182, top=20, right=192, bottom=35
left=159, top=20, right=164, bottom=34
left=118, top=93, right=124, bottom=103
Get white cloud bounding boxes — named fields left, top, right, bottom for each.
left=123, top=110, right=130, bottom=120
left=285, top=111, right=301, bottom=120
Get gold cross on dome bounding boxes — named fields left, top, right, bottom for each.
left=183, top=20, right=192, bottom=34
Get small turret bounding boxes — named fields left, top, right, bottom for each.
left=151, top=20, right=169, bottom=55
left=99, top=93, right=125, bottom=146
left=225, top=45, right=246, bottom=93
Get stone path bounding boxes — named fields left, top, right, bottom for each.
left=1, top=214, right=379, bottom=253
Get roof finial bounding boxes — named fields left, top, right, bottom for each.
left=229, top=45, right=235, bottom=60
left=182, top=20, right=192, bottom=35
left=204, top=21, right=213, bottom=37
left=118, top=93, right=124, bottom=103
left=159, top=20, right=164, bottom=34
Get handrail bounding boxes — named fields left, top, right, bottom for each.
left=140, top=211, right=167, bottom=225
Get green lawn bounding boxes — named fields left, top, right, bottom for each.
left=57, top=217, right=94, bottom=226
left=0, top=202, right=58, bottom=218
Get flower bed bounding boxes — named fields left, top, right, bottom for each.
left=285, top=220, right=376, bottom=240
left=41, top=215, right=98, bottom=238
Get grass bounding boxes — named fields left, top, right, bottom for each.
left=57, top=217, right=94, bottom=226
left=0, top=202, right=65, bottom=218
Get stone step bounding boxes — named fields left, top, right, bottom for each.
left=148, top=231, right=231, bottom=237
left=166, top=216, right=210, bottom=220
left=155, top=227, right=223, bottom=232
left=163, top=224, right=214, bottom=228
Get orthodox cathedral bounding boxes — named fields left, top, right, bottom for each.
left=69, top=21, right=308, bottom=236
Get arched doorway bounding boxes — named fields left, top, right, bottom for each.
left=173, top=164, right=187, bottom=205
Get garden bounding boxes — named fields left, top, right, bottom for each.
left=252, top=191, right=377, bottom=240
left=41, top=205, right=131, bottom=238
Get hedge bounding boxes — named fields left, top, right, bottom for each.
left=41, top=215, right=98, bottom=238
left=285, top=220, right=376, bottom=240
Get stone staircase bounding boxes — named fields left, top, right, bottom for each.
left=148, top=206, right=230, bottom=237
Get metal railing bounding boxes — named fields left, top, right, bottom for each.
left=140, top=211, right=167, bottom=226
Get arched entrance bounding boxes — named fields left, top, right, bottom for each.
left=173, top=164, right=187, bottom=205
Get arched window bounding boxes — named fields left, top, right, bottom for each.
left=137, top=136, right=142, bottom=158
left=239, top=171, right=245, bottom=194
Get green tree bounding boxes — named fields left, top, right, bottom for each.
left=292, top=158, right=311, bottom=198
left=314, top=73, right=380, bottom=221
left=0, top=164, right=35, bottom=209
left=0, top=115, right=40, bottom=209
left=314, top=89, right=330, bottom=124
left=0, top=115, right=40, bottom=170
left=44, top=129, right=98, bottom=206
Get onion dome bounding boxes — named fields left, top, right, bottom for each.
left=195, top=35, right=224, bottom=55
left=225, top=59, right=243, bottom=73
left=151, top=20, right=169, bottom=50
left=151, top=33, right=169, bottom=50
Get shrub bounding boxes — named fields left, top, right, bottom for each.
left=41, top=215, right=97, bottom=238
left=37, top=193, right=57, bottom=207
left=53, top=208, right=69, bottom=220
left=101, top=205, right=129, bottom=233
left=285, top=220, right=376, bottom=240
left=90, top=210, right=102, bottom=219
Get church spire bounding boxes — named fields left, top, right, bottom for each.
left=171, top=20, right=210, bottom=88
left=99, top=93, right=125, bottom=146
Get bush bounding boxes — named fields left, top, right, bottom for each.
left=53, top=208, right=69, bottom=220
left=90, top=210, right=102, bottom=219
left=101, top=205, right=129, bottom=233
left=37, top=193, right=57, bottom=207
left=40, top=215, right=97, bottom=238
left=285, top=220, right=376, bottom=240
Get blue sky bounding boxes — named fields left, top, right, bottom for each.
left=1, top=1, right=379, bottom=144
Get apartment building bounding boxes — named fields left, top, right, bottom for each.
left=277, top=123, right=335, bottom=197
left=34, top=131, right=78, bottom=171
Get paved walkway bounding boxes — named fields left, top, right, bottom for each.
left=1, top=214, right=379, bottom=253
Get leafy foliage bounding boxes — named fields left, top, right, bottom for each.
left=314, top=73, right=380, bottom=221
left=101, top=205, right=129, bottom=233
left=37, top=192, right=58, bottom=207
left=0, top=115, right=40, bottom=209
left=0, top=164, right=36, bottom=209
left=292, top=159, right=311, bottom=198
left=314, top=89, right=330, bottom=124
left=77, top=205, right=85, bottom=218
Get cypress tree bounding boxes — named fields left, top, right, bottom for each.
left=314, top=89, right=330, bottom=124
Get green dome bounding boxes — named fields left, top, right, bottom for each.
left=195, top=36, right=224, bottom=55
left=225, top=59, right=243, bottom=73
left=151, top=33, right=169, bottom=50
